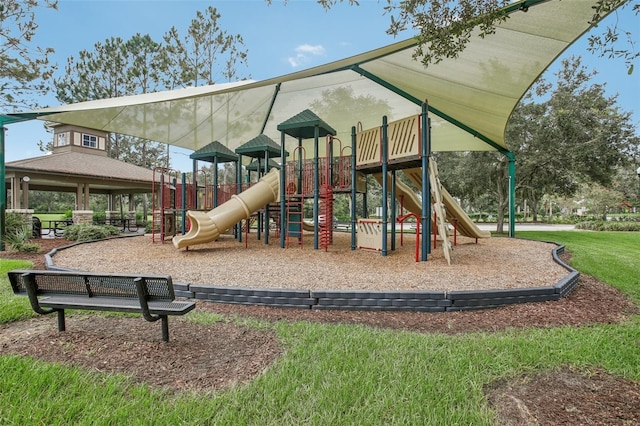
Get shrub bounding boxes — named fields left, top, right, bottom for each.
left=93, top=211, right=106, bottom=223
left=3, top=226, right=41, bottom=253
left=575, top=221, right=640, bottom=232
left=4, top=212, right=28, bottom=236
left=64, top=224, right=121, bottom=242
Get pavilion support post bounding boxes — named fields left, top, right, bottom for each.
left=76, top=185, right=83, bottom=210
left=83, top=184, right=90, bottom=210
left=21, top=178, right=29, bottom=209
left=9, top=177, right=17, bottom=209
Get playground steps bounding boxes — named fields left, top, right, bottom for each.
left=285, top=194, right=304, bottom=249
left=427, top=159, right=452, bottom=265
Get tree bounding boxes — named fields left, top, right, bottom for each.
left=510, top=56, right=637, bottom=226
left=582, top=183, right=625, bottom=220
left=0, top=0, right=57, bottom=111
left=587, top=0, right=639, bottom=74
left=54, top=35, right=167, bottom=167
left=161, top=6, right=250, bottom=164
left=437, top=55, right=639, bottom=232
left=163, top=6, right=249, bottom=87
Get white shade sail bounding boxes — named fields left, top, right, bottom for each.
left=5, top=0, right=619, bottom=158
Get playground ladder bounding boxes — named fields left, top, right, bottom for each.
left=151, top=209, right=162, bottom=242
left=428, top=159, right=452, bottom=265
left=285, top=194, right=304, bottom=248
left=319, top=184, right=334, bottom=252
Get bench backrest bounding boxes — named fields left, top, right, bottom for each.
left=8, top=270, right=175, bottom=301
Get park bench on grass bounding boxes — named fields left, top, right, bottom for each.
left=8, top=270, right=196, bottom=342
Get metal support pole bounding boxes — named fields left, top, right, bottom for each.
left=280, top=131, right=286, bottom=248
left=181, top=173, right=187, bottom=235
left=313, top=126, right=319, bottom=250
left=192, top=159, right=198, bottom=209
left=237, top=154, right=243, bottom=243
left=420, top=103, right=431, bottom=261
left=381, top=116, right=388, bottom=257
left=507, top=152, right=516, bottom=238
left=213, top=155, right=219, bottom=208
left=391, top=170, right=396, bottom=251
left=263, top=151, right=269, bottom=245
left=161, top=316, right=169, bottom=342
left=351, top=126, right=357, bottom=250
left=0, top=125, right=5, bottom=251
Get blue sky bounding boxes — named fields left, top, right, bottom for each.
left=5, top=0, right=639, bottom=172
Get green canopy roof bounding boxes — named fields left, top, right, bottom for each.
left=190, top=140, right=238, bottom=163
left=5, top=0, right=622, bottom=157
left=277, top=109, right=337, bottom=139
left=235, top=134, right=288, bottom=158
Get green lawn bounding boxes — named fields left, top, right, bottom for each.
left=32, top=213, right=66, bottom=222
left=516, top=231, right=640, bottom=303
left=1, top=232, right=638, bottom=425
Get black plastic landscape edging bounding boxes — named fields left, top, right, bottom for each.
left=46, top=237, right=579, bottom=312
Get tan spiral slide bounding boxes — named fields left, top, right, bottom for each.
left=172, top=168, right=280, bottom=249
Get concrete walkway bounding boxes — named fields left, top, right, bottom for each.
left=476, top=223, right=576, bottom=232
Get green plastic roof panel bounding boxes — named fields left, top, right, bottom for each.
left=6, top=1, right=622, bottom=156
left=190, top=140, right=238, bottom=163
left=277, top=109, right=337, bottom=139
left=235, top=134, right=288, bottom=158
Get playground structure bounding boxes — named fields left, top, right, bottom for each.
left=167, top=105, right=489, bottom=263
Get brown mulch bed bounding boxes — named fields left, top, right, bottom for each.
left=1, top=237, right=639, bottom=424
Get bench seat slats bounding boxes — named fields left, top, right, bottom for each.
left=39, top=295, right=195, bottom=315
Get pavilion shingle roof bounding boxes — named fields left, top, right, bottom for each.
left=7, top=150, right=154, bottom=183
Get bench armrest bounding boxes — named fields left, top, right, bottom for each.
left=21, top=273, right=57, bottom=315
left=134, top=277, right=161, bottom=322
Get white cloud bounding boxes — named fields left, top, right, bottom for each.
left=287, top=43, right=326, bottom=68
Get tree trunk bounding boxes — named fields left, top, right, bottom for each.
left=494, top=159, right=509, bottom=234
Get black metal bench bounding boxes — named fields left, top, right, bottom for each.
left=8, top=270, right=196, bottom=342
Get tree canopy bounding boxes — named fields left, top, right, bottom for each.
left=52, top=6, right=249, bottom=170
left=435, top=55, right=639, bottom=230
left=0, top=0, right=57, bottom=111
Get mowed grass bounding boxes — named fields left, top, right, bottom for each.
left=517, top=231, right=640, bottom=304
left=0, top=232, right=638, bottom=425
left=0, top=259, right=36, bottom=323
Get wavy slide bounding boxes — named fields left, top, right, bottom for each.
left=375, top=169, right=490, bottom=239
left=403, top=168, right=490, bottom=239
left=173, top=168, right=280, bottom=249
